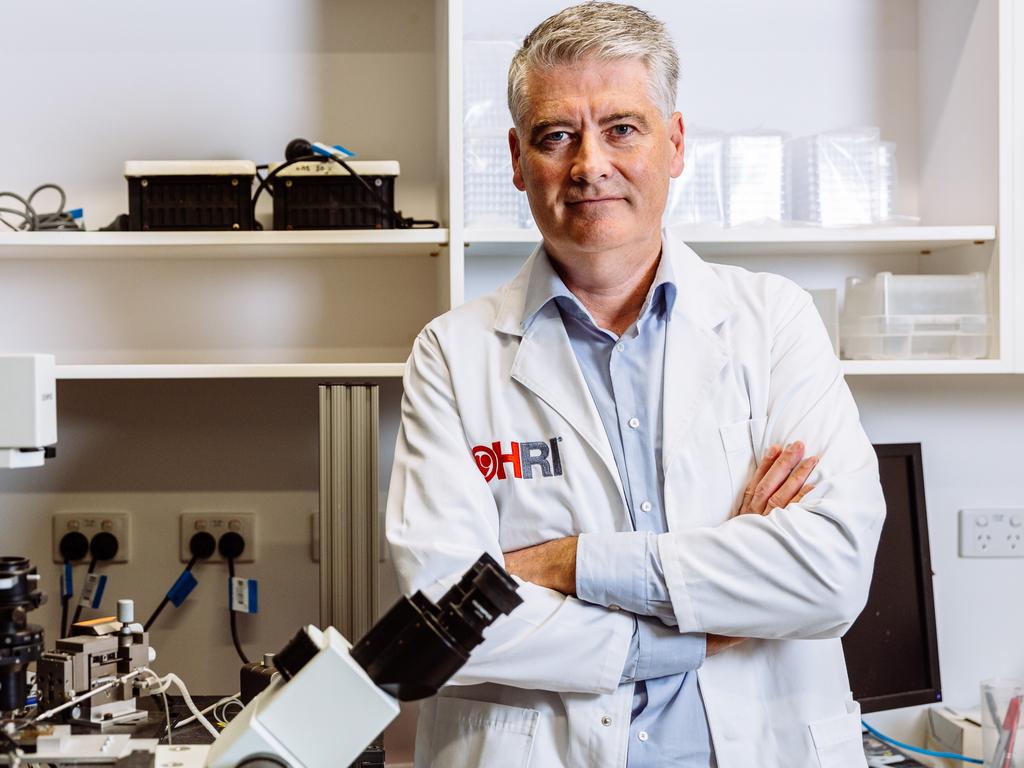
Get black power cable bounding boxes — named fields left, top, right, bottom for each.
left=144, top=531, right=216, bottom=631
left=251, top=151, right=440, bottom=230
left=69, top=531, right=119, bottom=627
left=218, top=532, right=250, bottom=665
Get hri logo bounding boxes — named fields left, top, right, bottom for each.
left=472, top=438, right=564, bottom=481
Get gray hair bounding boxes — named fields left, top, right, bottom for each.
left=507, top=3, right=679, bottom=129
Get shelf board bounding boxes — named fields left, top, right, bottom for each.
left=53, top=359, right=1007, bottom=380
left=841, top=359, right=1010, bottom=375
left=465, top=225, right=996, bottom=257
left=0, top=230, right=449, bottom=260
left=55, top=362, right=407, bottom=380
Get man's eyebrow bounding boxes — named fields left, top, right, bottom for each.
left=601, top=112, right=650, bottom=130
left=529, top=119, right=573, bottom=143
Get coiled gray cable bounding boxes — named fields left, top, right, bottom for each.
left=0, top=184, right=83, bottom=231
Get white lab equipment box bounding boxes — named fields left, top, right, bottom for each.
left=840, top=272, right=989, bottom=360
left=0, top=354, right=57, bottom=448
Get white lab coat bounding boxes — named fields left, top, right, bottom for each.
left=387, top=232, right=885, bottom=768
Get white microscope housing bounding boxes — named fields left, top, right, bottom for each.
left=206, top=626, right=399, bottom=768
left=0, top=353, right=56, bottom=469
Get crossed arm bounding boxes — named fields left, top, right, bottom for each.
left=504, top=440, right=819, bottom=657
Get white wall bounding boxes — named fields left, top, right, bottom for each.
left=848, top=376, right=1024, bottom=744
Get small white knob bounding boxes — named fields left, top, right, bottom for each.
left=118, top=599, right=134, bottom=624
left=148, top=647, right=157, bottom=664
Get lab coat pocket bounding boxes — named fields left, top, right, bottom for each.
left=425, top=696, right=539, bottom=768
left=808, top=700, right=866, bottom=768
left=718, top=417, right=763, bottom=509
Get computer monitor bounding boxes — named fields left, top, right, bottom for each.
left=842, top=443, right=942, bottom=714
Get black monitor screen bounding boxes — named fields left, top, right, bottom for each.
left=841, top=443, right=942, bottom=713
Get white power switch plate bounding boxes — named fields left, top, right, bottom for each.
left=180, top=511, right=256, bottom=563
left=959, top=509, right=1024, bottom=558
left=52, top=511, right=131, bottom=564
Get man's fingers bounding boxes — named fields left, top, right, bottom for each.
left=764, top=457, right=818, bottom=513
left=706, top=634, right=745, bottom=656
left=739, top=444, right=781, bottom=514
left=792, top=484, right=814, bottom=503
left=749, top=441, right=805, bottom=513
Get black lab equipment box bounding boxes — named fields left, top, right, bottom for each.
left=268, top=160, right=400, bottom=230
left=125, top=160, right=256, bottom=231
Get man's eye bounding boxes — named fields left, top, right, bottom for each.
left=543, top=131, right=570, bottom=143
left=610, top=124, right=635, bottom=137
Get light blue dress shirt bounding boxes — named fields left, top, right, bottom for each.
left=521, top=248, right=713, bottom=767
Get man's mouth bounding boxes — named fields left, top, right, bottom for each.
left=565, top=197, right=624, bottom=206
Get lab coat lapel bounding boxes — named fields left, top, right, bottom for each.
left=662, top=238, right=735, bottom=469
left=510, top=304, right=627, bottom=508
left=493, top=247, right=626, bottom=510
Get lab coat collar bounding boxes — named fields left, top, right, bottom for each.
left=493, top=230, right=733, bottom=336
left=492, top=229, right=738, bottom=521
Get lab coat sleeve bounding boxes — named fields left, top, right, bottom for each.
left=658, top=285, right=886, bottom=640
left=386, top=329, right=635, bottom=695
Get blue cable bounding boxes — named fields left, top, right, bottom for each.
left=862, top=719, right=984, bottom=764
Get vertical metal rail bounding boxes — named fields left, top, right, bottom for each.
left=318, top=384, right=379, bottom=641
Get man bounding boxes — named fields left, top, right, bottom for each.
left=386, top=4, right=885, bottom=767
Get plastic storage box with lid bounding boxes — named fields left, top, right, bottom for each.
left=840, top=272, right=989, bottom=360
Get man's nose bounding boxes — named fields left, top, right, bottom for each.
left=570, top=133, right=612, bottom=184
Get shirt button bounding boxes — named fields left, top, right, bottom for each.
left=640, top=501, right=652, bottom=513
left=608, top=604, right=621, bottom=611
left=601, top=715, right=613, bottom=726
left=637, top=730, right=649, bottom=742
left=627, top=417, right=640, bottom=429
left=615, top=343, right=625, bottom=353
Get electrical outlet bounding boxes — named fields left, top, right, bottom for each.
left=180, top=511, right=256, bottom=563
left=52, top=511, right=131, bottom=564
left=959, top=509, right=1024, bottom=558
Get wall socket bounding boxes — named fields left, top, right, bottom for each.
left=52, top=511, right=131, bottom=564
left=959, top=509, right=1024, bottom=558
left=180, top=511, right=256, bottom=563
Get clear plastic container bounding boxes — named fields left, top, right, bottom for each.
left=666, top=130, right=726, bottom=226
left=463, top=41, right=533, bottom=229
left=725, top=132, right=785, bottom=227
left=789, top=128, right=880, bottom=226
left=840, top=272, right=990, bottom=360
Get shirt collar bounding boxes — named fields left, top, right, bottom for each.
left=520, top=243, right=678, bottom=333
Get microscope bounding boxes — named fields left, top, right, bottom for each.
left=1, top=353, right=525, bottom=767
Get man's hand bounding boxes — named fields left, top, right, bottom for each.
left=738, top=441, right=817, bottom=516
left=503, top=536, right=578, bottom=595
left=706, top=634, right=745, bottom=656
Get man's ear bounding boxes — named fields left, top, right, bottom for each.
left=669, top=111, right=685, bottom=179
left=509, top=128, right=527, bottom=191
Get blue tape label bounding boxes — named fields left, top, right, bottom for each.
left=167, top=570, right=198, bottom=608
left=62, top=563, right=73, bottom=598
left=79, top=573, right=107, bottom=610
left=230, top=577, right=258, bottom=614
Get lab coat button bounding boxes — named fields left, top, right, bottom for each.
left=600, top=715, right=613, bottom=726
left=608, top=604, right=621, bottom=611
left=1011, top=515, right=1022, bottom=528
left=628, top=417, right=640, bottom=429
left=637, top=730, right=649, bottom=742
left=640, top=501, right=652, bottom=513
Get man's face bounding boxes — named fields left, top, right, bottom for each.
left=509, top=57, right=684, bottom=258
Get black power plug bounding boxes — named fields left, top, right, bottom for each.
left=89, top=531, right=119, bottom=562
left=189, top=531, right=217, bottom=560
left=59, top=531, right=89, bottom=562
left=218, top=532, right=246, bottom=561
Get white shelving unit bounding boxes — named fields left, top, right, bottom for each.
left=452, top=0, right=1017, bottom=377
left=0, top=0, right=1019, bottom=378
left=0, top=230, right=449, bottom=261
